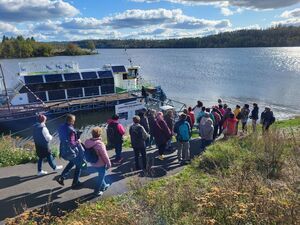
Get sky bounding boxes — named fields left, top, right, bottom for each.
left=0, top=0, right=300, bottom=41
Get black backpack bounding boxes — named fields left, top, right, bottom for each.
left=84, top=147, right=98, bottom=164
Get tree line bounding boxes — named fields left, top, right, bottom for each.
left=0, top=36, right=94, bottom=59
left=75, top=26, right=300, bottom=49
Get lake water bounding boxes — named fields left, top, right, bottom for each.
left=1, top=47, right=300, bottom=136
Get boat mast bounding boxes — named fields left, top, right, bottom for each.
left=0, top=63, right=11, bottom=112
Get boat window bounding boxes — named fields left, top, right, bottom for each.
left=98, top=71, right=113, bottom=78
left=24, top=75, right=44, bottom=84
left=63, top=73, right=81, bottom=81
left=67, top=88, right=83, bottom=99
left=111, top=66, right=126, bottom=73
left=84, top=86, right=100, bottom=96
left=45, top=74, right=63, bottom=83
left=81, top=72, right=98, bottom=79
left=48, top=90, right=66, bottom=101
left=27, top=92, right=47, bottom=103
left=101, top=85, right=115, bottom=94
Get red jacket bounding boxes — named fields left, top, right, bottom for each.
left=188, top=111, right=195, bottom=127
left=223, top=118, right=238, bottom=135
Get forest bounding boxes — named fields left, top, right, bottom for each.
left=75, top=26, right=300, bottom=49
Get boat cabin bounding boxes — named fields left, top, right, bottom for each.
left=9, top=62, right=140, bottom=106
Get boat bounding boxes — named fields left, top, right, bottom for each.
left=0, top=61, right=144, bottom=133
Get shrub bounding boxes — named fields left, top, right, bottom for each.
left=0, top=136, right=37, bottom=167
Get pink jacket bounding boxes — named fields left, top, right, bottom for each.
left=84, top=138, right=111, bottom=168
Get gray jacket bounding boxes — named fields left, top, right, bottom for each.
left=199, top=119, right=214, bottom=141
left=129, top=123, right=150, bottom=149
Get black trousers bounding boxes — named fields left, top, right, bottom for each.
left=158, top=144, right=166, bottom=156
left=133, top=147, right=147, bottom=170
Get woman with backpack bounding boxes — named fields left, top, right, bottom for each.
left=153, top=112, right=172, bottom=160
left=174, top=113, right=191, bottom=163
left=85, top=127, right=111, bottom=196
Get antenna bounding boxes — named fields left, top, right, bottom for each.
left=124, top=49, right=133, bottom=67
left=0, top=64, right=11, bottom=112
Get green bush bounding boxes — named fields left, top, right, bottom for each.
left=0, top=136, right=37, bottom=167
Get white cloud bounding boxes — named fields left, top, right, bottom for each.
left=281, top=8, right=300, bottom=18
left=102, top=8, right=231, bottom=30
left=132, top=0, right=300, bottom=9
left=0, top=22, right=19, bottom=35
left=221, top=7, right=234, bottom=16
left=273, top=7, right=300, bottom=27
left=0, top=0, right=79, bottom=22
left=61, top=17, right=102, bottom=29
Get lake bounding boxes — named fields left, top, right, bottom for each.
left=1, top=47, right=300, bottom=136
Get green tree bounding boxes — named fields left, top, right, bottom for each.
left=86, top=40, right=96, bottom=52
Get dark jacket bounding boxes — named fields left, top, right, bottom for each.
left=147, top=114, right=156, bottom=136
left=140, top=115, right=150, bottom=133
left=164, top=114, right=174, bottom=132
left=107, top=119, right=125, bottom=145
left=33, top=123, right=50, bottom=158
left=153, top=119, right=172, bottom=146
left=261, top=110, right=274, bottom=125
left=129, top=123, right=149, bottom=149
left=250, top=106, right=259, bottom=120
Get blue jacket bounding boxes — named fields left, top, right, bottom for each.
left=174, top=120, right=191, bottom=142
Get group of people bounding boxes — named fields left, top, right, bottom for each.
left=32, top=98, right=276, bottom=197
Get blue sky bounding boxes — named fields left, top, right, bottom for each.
left=0, top=0, right=300, bottom=41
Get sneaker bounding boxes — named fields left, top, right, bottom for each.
left=158, top=155, right=164, bottom=161
left=55, top=176, right=65, bottom=186
left=102, top=184, right=110, bottom=191
left=71, top=181, right=83, bottom=190
left=37, top=170, right=48, bottom=176
left=94, top=191, right=104, bottom=197
left=54, top=165, right=63, bottom=171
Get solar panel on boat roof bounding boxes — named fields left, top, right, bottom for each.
left=24, top=75, right=44, bottom=84
left=84, top=86, right=99, bottom=96
left=97, top=70, right=113, bottom=78
left=63, top=73, right=81, bottom=81
left=44, top=74, right=63, bottom=82
left=111, top=66, right=126, bottom=73
left=81, top=72, right=98, bottom=79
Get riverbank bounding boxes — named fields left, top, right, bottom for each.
left=0, top=36, right=95, bottom=59
left=3, top=117, right=300, bottom=224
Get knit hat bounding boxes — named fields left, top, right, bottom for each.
left=37, top=114, right=47, bottom=123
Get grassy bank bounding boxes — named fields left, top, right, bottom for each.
left=0, top=136, right=59, bottom=167
left=5, top=118, right=300, bottom=225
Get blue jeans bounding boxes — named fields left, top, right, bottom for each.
left=38, top=154, right=56, bottom=172
left=92, top=166, right=108, bottom=192
left=115, top=142, right=123, bottom=160
left=61, top=154, right=83, bottom=185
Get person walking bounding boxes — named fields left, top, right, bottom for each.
left=164, top=110, right=175, bottom=151
left=233, top=105, right=241, bottom=134
left=129, top=116, right=150, bottom=171
left=33, top=114, right=63, bottom=176
left=240, top=104, right=250, bottom=133
left=56, top=114, right=85, bottom=189
left=199, top=113, right=214, bottom=151
left=196, top=106, right=206, bottom=124
left=107, top=114, right=125, bottom=164
left=223, top=113, right=238, bottom=138
left=84, top=127, right=111, bottom=196
left=260, top=107, right=275, bottom=133
left=146, top=109, right=156, bottom=148
left=138, top=110, right=150, bottom=147
left=249, top=103, right=259, bottom=132
left=174, top=113, right=191, bottom=163
left=153, top=112, right=172, bottom=160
